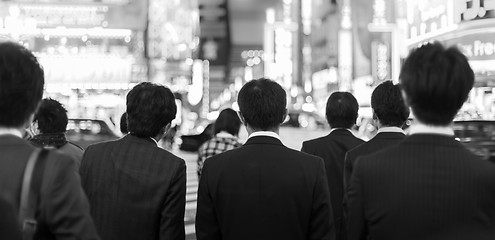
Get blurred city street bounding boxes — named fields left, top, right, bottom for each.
left=174, top=126, right=327, bottom=240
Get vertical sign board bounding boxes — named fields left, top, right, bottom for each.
left=371, top=32, right=392, bottom=85
left=198, top=0, right=230, bottom=111
left=198, top=0, right=230, bottom=67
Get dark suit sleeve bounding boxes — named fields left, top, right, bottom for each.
left=44, top=154, right=100, bottom=240
left=310, top=158, right=336, bottom=240
left=160, top=160, right=186, bottom=240
left=347, top=157, right=367, bottom=240
left=196, top=160, right=221, bottom=240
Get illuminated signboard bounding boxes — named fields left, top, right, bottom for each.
left=454, top=0, right=495, bottom=23
left=406, top=0, right=454, bottom=39
left=198, top=0, right=230, bottom=66
left=0, top=0, right=147, bottom=30
left=444, top=30, right=495, bottom=61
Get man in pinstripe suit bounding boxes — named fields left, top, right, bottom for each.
left=80, top=82, right=186, bottom=240
left=347, top=42, right=495, bottom=240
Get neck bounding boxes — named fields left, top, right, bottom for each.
left=414, top=118, right=453, bottom=128
left=246, top=125, right=279, bottom=136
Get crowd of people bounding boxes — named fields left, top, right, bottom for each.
left=1, top=39, right=495, bottom=240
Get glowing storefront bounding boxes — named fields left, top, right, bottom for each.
left=0, top=0, right=148, bottom=120
left=405, top=0, right=495, bottom=118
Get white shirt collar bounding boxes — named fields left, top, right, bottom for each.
left=247, top=131, right=281, bottom=141
left=216, top=131, right=236, bottom=138
left=329, top=128, right=353, bottom=134
left=149, top=137, right=159, bottom=146
left=377, top=126, right=405, bottom=134
left=0, top=128, right=23, bottom=138
left=408, top=122, right=454, bottom=136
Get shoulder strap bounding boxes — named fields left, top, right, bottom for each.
left=19, top=148, right=48, bottom=240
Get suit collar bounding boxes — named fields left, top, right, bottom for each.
left=377, top=126, right=404, bottom=134
left=328, top=128, right=356, bottom=138
left=329, top=128, right=353, bottom=135
left=0, top=128, right=23, bottom=138
left=405, top=133, right=457, bottom=146
left=247, top=131, right=281, bottom=141
left=0, top=134, right=30, bottom=146
left=124, top=134, right=159, bottom=146
left=408, top=123, right=454, bottom=136
left=373, top=131, right=405, bottom=140
left=244, top=136, right=284, bottom=146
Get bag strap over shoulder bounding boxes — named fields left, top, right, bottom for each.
left=19, top=148, right=48, bottom=240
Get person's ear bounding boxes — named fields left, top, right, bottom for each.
left=401, top=89, right=411, bottom=107
left=282, top=108, right=288, bottom=124
left=372, top=109, right=378, bottom=120
left=163, top=123, right=171, bottom=134
left=238, top=112, right=247, bottom=126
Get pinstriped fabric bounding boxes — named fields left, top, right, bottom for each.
left=347, top=134, right=495, bottom=240
left=80, top=134, right=186, bottom=240
left=302, top=129, right=365, bottom=240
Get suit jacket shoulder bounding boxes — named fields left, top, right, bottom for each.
left=348, top=134, right=495, bottom=240
left=0, top=135, right=99, bottom=240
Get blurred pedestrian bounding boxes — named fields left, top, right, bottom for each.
left=196, top=78, right=335, bottom=240
left=301, top=91, right=364, bottom=240
left=30, top=98, right=84, bottom=168
left=347, top=42, right=495, bottom=240
left=343, top=81, right=409, bottom=197
left=0, top=41, right=99, bottom=239
left=80, top=82, right=186, bottom=240
left=197, top=108, right=242, bottom=177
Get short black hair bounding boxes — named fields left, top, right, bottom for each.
left=214, top=108, right=241, bottom=136
left=0, top=42, right=44, bottom=128
left=326, top=92, right=359, bottom=129
left=237, top=78, right=287, bottom=130
left=126, top=82, right=177, bottom=137
left=371, top=81, right=410, bottom=127
left=120, top=112, right=128, bottom=134
left=400, top=42, right=474, bottom=125
left=34, top=98, right=68, bottom=133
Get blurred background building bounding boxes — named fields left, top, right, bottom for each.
left=0, top=0, right=493, bottom=131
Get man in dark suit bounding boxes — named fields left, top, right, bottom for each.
left=0, top=41, right=99, bottom=239
left=347, top=42, right=495, bottom=240
left=344, top=80, right=410, bottom=194
left=302, top=92, right=364, bottom=240
left=196, top=78, right=335, bottom=240
left=0, top=196, right=21, bottom=239
left=80, top=82, right=186, bottom=240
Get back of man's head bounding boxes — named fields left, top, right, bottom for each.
left=326, top=92, right=359, bottom=129
left=126, top=82, right=177, bottom=138
left=371, top=81, right=410, bottom=128
left=400, top=42, right=474, bottom=126
left=34, top=98, right=68, bottom=133
left=0, top=42, right=44, bottom=128
left=238, top=78, right=287, bottom=131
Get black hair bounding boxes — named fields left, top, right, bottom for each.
left=126, top=82, right=177, bottom=138
left=326, top=92, right=359, bottom=129
left=237, top=78, right=287, bottom=130
left=0, top=42, right=44, bottom=128
left=120, top=112, right=128, bottom=134
left=400, top=42, right=474, bottom=125
left=371, top=81, right=410, bottom=127
left=214, top=108, right=241, bottom=136
left=34, top=98, right=68, bottom=133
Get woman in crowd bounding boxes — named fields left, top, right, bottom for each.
left=197, top=108, right=243, bottom=177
